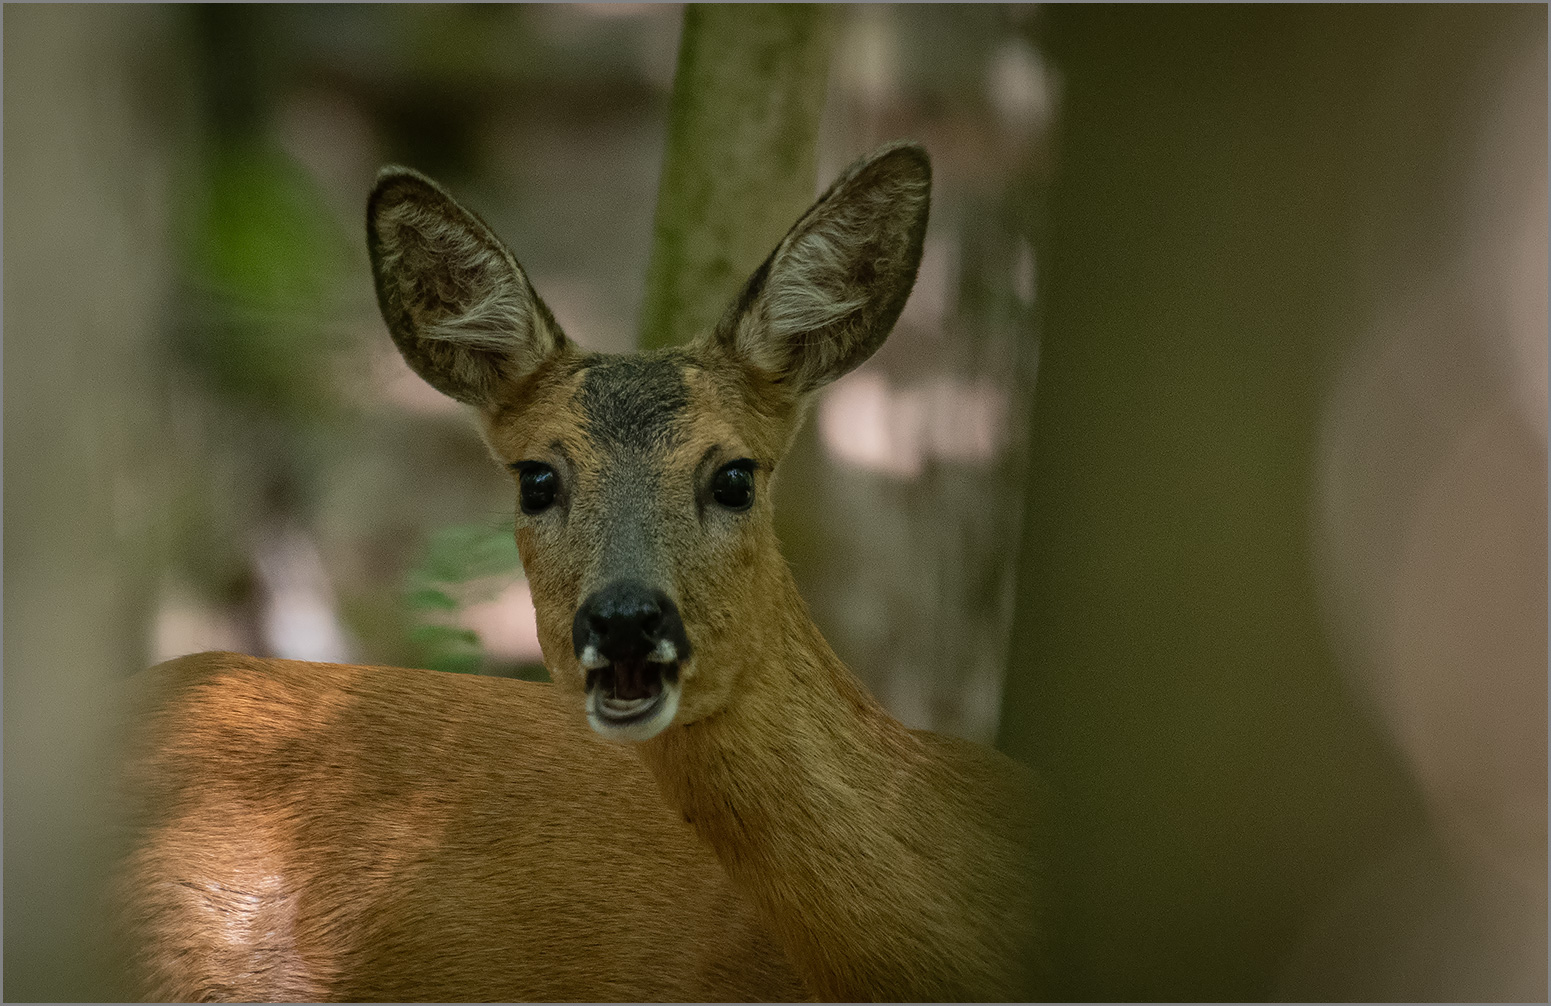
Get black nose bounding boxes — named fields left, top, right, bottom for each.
left=572, top=580, right=692, bottom=665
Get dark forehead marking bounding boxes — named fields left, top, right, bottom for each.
left=576, top=353, right=690, bottom=450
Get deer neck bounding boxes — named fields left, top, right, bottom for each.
left=637, top=568, right=954, bottom=1000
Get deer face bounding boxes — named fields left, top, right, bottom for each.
left=473, top=350, right=793, bottom=739
left=367, top=142, right=930, bottom=742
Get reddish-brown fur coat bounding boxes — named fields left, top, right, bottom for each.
left=116, top=653, right=806, bottom=1002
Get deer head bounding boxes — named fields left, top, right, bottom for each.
left=367, top=142, right=930, bottom=742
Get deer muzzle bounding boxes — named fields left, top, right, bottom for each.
left=572, top=580, right=690, bottom=741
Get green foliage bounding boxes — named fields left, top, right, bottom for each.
left=175, top=142, right=353, bottom=424
left=411, top=521, right=524, bottom=584
left=192, top=146, right=341, bottom=304
left=402, top=521, right=523, bottom=675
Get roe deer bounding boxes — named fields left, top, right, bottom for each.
left=115, top=142, right=1044, bottom=1002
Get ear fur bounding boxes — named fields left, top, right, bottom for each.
left=706, top=141, right=931, bottom=394
left=367, top=167, right=566, bottom=407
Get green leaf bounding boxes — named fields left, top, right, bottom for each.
left=405, top=587, right=459, bottom=612
left=427, top=651, right=483, bottom=676
left=408, top=624, right=480, bottom=649
left=401, top=520, right=523, bottom=677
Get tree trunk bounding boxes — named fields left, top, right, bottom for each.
left=994, top=7, right=1437, bottom=1000
left=637, top=4, right=835, bottom=350
left=3, top=6, right=178, bottom=999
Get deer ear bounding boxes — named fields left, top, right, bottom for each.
left=367, top=167, right=566, bottom=407
left=706, top=141, right=931, bottom=394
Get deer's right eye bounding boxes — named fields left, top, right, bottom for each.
left=514, top=463, right=558, bottom=514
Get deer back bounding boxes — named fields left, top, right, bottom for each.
left=115, top=652, right=805, bottom=1002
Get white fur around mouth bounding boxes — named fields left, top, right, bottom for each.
left=586, top=679, right=680, bottom=742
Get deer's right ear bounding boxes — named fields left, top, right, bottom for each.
left=367, top=167, right=566, bottom=408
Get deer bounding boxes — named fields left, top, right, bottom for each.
left=114, top=141, right=1044, bottom=1002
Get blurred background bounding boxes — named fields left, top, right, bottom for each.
left=4, top=5, right=1544, bottom=1001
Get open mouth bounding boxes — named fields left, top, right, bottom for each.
left=584, top=658, right=681, bottom=739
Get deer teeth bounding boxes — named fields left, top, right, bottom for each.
left=600, top=695, right=654, bottom=714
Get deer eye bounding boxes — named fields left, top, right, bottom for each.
left=711, top=461, right=755, bottom=511
left=513, top=463, right=558, bottom=514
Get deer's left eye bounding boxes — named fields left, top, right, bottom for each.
left=711, top=462, right=755, bottom=511
left=514, top=463, right=558, bottom=514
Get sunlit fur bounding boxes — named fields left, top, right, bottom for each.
left=116, top=143, right=1044, bottom=1002
left=114, top=655, right=802, bottom=1001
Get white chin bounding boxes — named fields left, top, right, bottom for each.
left=586, top=680, right=680, bottom=742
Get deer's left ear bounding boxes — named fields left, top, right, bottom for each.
left=703, top=141, right=931, bottom=395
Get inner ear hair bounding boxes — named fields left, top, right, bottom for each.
left=711, top=141, right=931, bottom=395
left=368, top=168, right=566, bottom=407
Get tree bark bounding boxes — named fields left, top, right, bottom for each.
left=3, top=6, right=178, bottom=999
left=994, top=7, right=1438, bottom=1000
left=637, top=4, right=836, bottom=350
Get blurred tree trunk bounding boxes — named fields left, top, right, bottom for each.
left=637, top=3, right=835, bottom=349
left=995, top=7, right=1434, bottom=1000
left=3, top=7, right=180, bottom=1000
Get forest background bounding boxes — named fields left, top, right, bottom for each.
left=5, top=5, right=1545, bottom=1001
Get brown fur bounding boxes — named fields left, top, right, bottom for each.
left=115, top=653, right=805, bottom=1002
left=482, top=349, right=1044, bottom=1000
left=116, top=143, right=1043, bottom=1002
